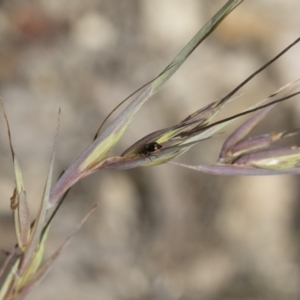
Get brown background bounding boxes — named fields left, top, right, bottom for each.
left=1, top=1, right=300, bottom=299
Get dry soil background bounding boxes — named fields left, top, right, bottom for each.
left=1, top=1, right=300, bottom=299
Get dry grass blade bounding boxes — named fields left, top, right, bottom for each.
left=0, top=99, right=30, bottom=250
left=167, top=80, right=300, bottom=175
left=49, top=0, right=243, bottom=208
left=220, top=79, right=300, bottom=159
left=94, top=0, right=243, bottom=137
left=19, top=109, right=60, bottom=275
left=117, top=38, right=300, bottom=168
left=97, top=87, right=300, bottom=171
left=14, top=204, right=97, bottom=300
left=168, top=162, right=300, bottom=176
left=16, top=189, right=30, bottom=249
left=0, top=247, right=17, bottom=281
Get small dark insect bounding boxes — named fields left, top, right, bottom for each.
left=138, top=142, right=162, bottom=158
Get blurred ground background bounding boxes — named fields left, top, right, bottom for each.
left=0, top=0, right=300, bottom=299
